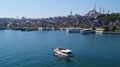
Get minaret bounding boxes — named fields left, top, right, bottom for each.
left=103, top=8, right=105, bottom=14
left=100, top=6, right=101, bottom=14
left=108, top=9, right=110, bottom=14
left=70, top=10, right=72, bottom=16
left=16, top=16, right=18, bottom=20
left=94, top=4, right=96, bottom=10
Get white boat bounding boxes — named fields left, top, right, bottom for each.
left=81, top=29, right=94, bottom=34
left=54, top=47, right=72, bottom=57
left=66, top=28, right=83, bottom=33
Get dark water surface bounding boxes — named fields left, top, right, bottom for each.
left=0, top=30, right=120, bottom=67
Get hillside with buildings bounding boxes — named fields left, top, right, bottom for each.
left=0, top=6, right=120, bottom=32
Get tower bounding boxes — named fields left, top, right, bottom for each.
left=94, top=4, right=96, bottom=10
left=70, top=10, right=72, bottom=16
left=16, top=16, right=18, bottom=20
left=100, top=6, right=101, bottom=14
left=108, top=9, right=110, bottom=14
left=103, top=8, right=105, bottom=14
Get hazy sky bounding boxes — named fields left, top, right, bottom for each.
left=0, top=0, right=119, bottom=18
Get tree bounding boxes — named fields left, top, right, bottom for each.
left=78, top=23, right=90, bottom=28
left=92, top=27, right=96, bottom=30
left=111, top=26, right=116, bottom=31
left=102, top=25, right=111, bottom=31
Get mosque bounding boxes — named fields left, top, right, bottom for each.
left=85, top=5, right=107, bottom=18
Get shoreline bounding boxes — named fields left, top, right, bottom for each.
left=1, top=27, right=120, bottom=34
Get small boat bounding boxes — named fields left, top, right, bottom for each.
left=54, top=47, right=72, bottom=58
left=81, top=29, right=94, bottom=34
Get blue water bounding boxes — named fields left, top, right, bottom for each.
left=0, top=30, right=120, bottom=67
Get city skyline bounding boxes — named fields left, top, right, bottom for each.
left=0, top=0, right=119, bottom=18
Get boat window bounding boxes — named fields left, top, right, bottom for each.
left=62, top=52, right=67, bottom=54
left=67, top=52, right=72, bottom=54
left=62, top=52, right=72, bottom=54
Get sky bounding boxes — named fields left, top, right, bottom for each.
left=0, top=0, right=119, bottom=18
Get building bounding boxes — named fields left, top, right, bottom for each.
left=85, top=5, right=101, bottom=18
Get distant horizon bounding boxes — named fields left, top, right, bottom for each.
left=0, top=0, right=120, bottom=18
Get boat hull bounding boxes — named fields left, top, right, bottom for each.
left=54, top=50, right=72, bottom=58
